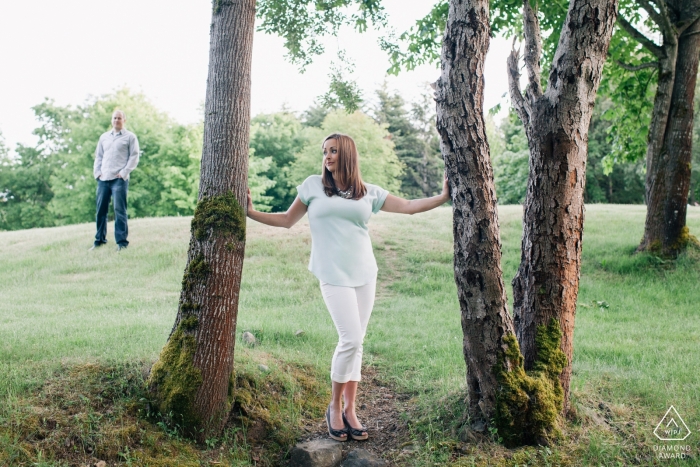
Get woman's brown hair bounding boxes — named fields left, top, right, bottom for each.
left=321, top=133, right=367, bottom=200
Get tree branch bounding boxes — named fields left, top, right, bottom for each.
left=522, top=0, right=543, bottom=99
left=616, top=59, right=659, bottom=71
left=682, top=29, right=700, bottom=38
left=654, top=0, right=677, bottom=44
left=634, top=0, right=662, bottom=27
left=617, top=14, right=665, bottom=57
left=507, top=41, right=531, bottom=127
left=676, top=12, right=700, bottom=35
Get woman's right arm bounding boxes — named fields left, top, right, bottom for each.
left=246, top=188, right=308, bottom=229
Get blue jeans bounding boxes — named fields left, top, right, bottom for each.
left=95, top=178, right=129, bottom=247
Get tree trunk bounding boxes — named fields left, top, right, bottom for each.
left=508, top=0, right=618, bottom=410
left=436, top=0, right=515, bottom=427
left=638, top=53, right=678, bottom=254
left=439, top=0, right=570, bottom=446
left=148, top=0, right=256, bottom=441
left=640, top=14, right=700, bottom=256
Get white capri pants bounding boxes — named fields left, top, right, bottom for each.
left=319, top=276, right=377, bottom=383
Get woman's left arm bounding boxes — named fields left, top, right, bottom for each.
left=381, top=173, right=451, bottom=215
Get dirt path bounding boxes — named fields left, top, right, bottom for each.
left=296, top=366, right=413, bottom=466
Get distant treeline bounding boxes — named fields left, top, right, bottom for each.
left=1, top=87, right=699, bottom=231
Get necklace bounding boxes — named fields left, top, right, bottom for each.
left=336, top=185, right=353, bottom=199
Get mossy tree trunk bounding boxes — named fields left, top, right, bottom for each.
left=148, top=0, right=255, bottom=441
left=436, top=0, right=515, bottom=428
left=508, top=0, right=618, bottom=410
left=437, top=0, right=568, bottom=446
left=639, top=7, right=700, bottom=257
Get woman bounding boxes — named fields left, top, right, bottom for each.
left=246, top=133, right=450, bottom=442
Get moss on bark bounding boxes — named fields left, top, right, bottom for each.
left=191, top=192, right=246, bottom=242
left=645, top=226, right=699, bottom=258
left=672, top=226, right=700, bottom=252
left=182, top=253, right=210, bottom=291
left=494, top=319, right=567, bottom=446
left=147, top=315, right=203, bottom=432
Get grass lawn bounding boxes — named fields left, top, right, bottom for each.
left=0, top=204, right=698, bottom=466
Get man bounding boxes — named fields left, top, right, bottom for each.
left=91, top=110, right=140, bottom=251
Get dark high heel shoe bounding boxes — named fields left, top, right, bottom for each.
left=326, top=406, right=348, bottom=442
left=342, top=411, right=368, bottom=441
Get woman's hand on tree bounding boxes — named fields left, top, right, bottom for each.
left=441, top=172, right=450, bottom=202
left=246, top=188, right=254, bottom=215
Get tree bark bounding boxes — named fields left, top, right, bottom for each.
left=438, top=1, right=570, bottom=445
left=435, top=0, right=516, bottom=426
left=148, top=0, right=256, bottom=441
left=509, top=0, right=618, bottom=410
left=640, top=7, right=700, bottom=256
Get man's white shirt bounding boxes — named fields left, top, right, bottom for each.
left=93, top=129, right=140, bottom=181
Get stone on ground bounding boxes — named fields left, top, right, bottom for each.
left=289, top=439, right=342, bottom=467
left=341, top=449, right=387, bottom=467
left=242, top=331, right=256, bottom=346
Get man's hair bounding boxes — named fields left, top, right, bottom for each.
left=112, top=109, right=126, bottom=120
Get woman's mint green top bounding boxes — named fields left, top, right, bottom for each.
left=297, top=175, right=389, bottom=287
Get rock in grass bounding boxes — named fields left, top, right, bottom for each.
left=289, top=439, right=342, bottom=467
left=242, top=331, right=256, bottom=346
left=295, top=329, right=305, bottom=337
left=258, top=364, right=269, bottom=372
left=471, top=419, right=486, bottom=432
left=342, top=449, right=387, bottom=467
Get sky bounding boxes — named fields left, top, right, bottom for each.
left=0, top=0, right=514, bottom=153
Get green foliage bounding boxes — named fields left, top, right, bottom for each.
left=290, top=109, right=404, bottom=193
left=374, top=86, right=444, bottom=198
left=484, top=114, right=505, bottom=159
left=491, top=106, right=646, bottom=205
left=0, top=142, right=57, bottom=230
left=49, top=89, right=203, bottom=226
left=0, top=88, right=291, bottom=230
left=586, top=98, right=645, bottom=204
left=598, top=19, right=656, bottom=168
left=256, top=0, right=387, bottom=70
left=491, top=0, right=569, bottom=81
left=492, top=111, right=529, bottom=204
left=255, top=1, right=384, bottom=112
left=301, top=103, right=331, bottom=128
left=494, top=320, right=567, bottom=447
left=248, top=152, right=277, bottom=212
left=380, top=0, right=566, bottom=77
left=250, top=112, right=308, bottom=212
left=493, top=150, right=529, bottom=205
left=191, top=192, right=246, bottom=242
left=147, top=315, right=203, bottom=432
left=382, top=0, right=658, bottom=176
left=380, top=1, right=447, bottom=74
left=319, top=58, right=364, bottom=113
left=0, top=89, right=204, bottom=231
